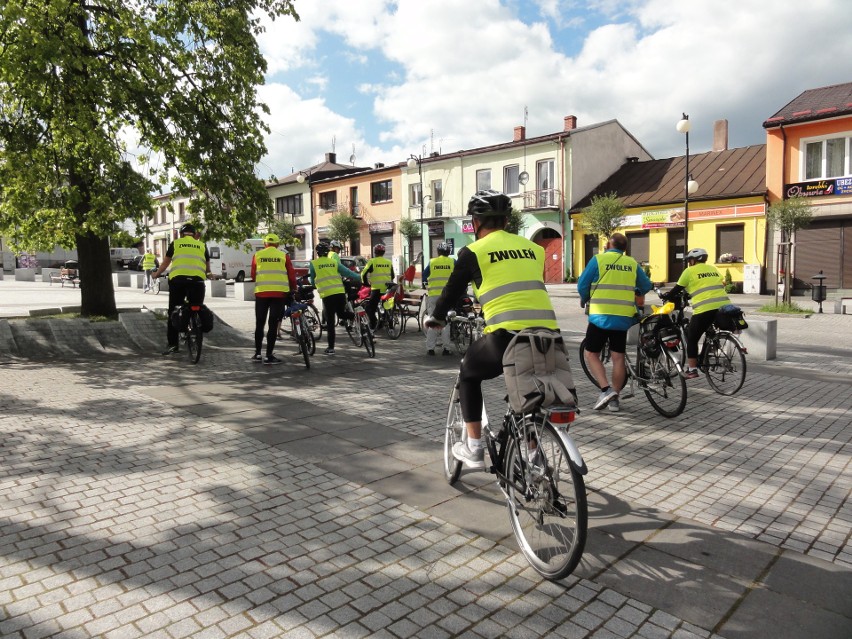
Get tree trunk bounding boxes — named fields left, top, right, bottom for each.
left=75, top=231, right=118, bottom=318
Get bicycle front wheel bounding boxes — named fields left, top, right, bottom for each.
left=187, top=315, right=203, bottom=364
left=363, top=323, right=375, bottom=358
left=385, top=306, right=403, bottom=340
left=642, top=348, right=686, bottom=417
left=455, top=321, right=473, bottom=356
left=704, top=333, right=746, bottom=395
left=505, top=419, right=587, bottom=580
left=152, top=277, right=160, bottom=295
left=444, top=381, right=464, bottom=484
left=347, top=311, right=363, bottom=346
left=304, top=305, right=322, bottom=341
left=578, top=338, right=611, bottom=389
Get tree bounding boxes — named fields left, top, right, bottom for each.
left=0, top=0, right=299, bottom=318
left=268, top=219, right=302, bottom=250
left=327, top=213, right=361, bottom=249
left=505, top=209, right=526, bottom=235
left=580, top=193, right=626, bottom=242
left=766, top=196, right=813, bottom=304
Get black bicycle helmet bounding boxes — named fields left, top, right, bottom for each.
left=315, top=243, right=330, bottom=257
left=436, top=242, right=450, bottom=256
left=467, top=189, right=512, bottom=217
left=686, top=248, right=709, bottom=263
left=179, top=223, right=196, bottom=235
left=329, top=239, right=343, bottom=251
left=373, top=243, right=386, bottom=256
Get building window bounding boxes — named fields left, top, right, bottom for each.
left=476, top=169, right=491, bottom=191
left=803, top=135, right=850, bottom=180
left=409, top=183, right=422, bottom=208
left=276, top=194, right=302, bottom=219
left=371, top=179, right=392, bottom=204
left=504, top=165, right=520, bottom=195
left=716, top=224, right=745, bottom=262
left=431, top=180, right=443, bottom=216
left=626, top=231, right=650, bottom=265
left=179, top=202, right=185, bottom=221
left=319, top=191, right=337, bottom=211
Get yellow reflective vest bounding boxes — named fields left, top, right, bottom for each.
left=312, top=256, right=345, bottom=298
left=364, top=256, right=393, bottom=291
left=677, top=263, right=730, bottom=314
left=168, top=237, right=207, bottom=280
left=427, top=256, right=455, bottom=296
left=468, top=230, right=557, bottom=333
left=588, top=251, right=639, bottom=318
left=142, top=252, right=157, bottom=270
left=254, top=247, right=290, bottom=295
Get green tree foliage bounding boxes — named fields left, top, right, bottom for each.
left=0, top=0, right=299, bottom=317
left=268, top=219, right=302, bottom=249
left=110, top=230, right=142, bottom=249
left=580, top=192, right=626, bottom=241
left=327, top=213, right=361, bottom=246
left=505, top=209, right=526, bottom=235
left=399, top=216, right=421, bottom=240
left=766, top=196, right=813, bottom=304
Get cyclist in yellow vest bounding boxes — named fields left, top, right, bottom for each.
left=150, top=223, right=211, bottom=355
left=310, top=242, right=360, bottom=355
left=578, top=233, right=652, bottom=411
left=425, top=190, right=565, bottom=469
left=423, top=242, right=455, bottom=356
left=361, top=244, right=395, bottom=329
left=250, top=233, right=297, bottom=365
left=662, top=247, right=730, bottom=379
left=142, top=249, right=159, bottom=292
left=328, top=239, right=343, bottom=265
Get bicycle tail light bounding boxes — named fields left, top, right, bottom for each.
left=549, top=409, right=575, bottom=424
left=190, top=305, right=201, bottom=311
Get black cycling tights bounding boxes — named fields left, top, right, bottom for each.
left=687, top=310, right=718, bottom=359
left=458, top=329, right=514, bottom=422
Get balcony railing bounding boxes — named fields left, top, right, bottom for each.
left=522, top=188, right=561, bottom=210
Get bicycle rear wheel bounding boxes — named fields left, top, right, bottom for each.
left=347, top=310, right=363, bottom=346
left=444, top=381, right=464, bottom=484
left=362, top=323, right=375, bottom=358
left=642, top=348, right=686, bottom=417
left=505, top=418, right=587, bottom=580
left=304, top=305, right=322, bottom=341
left=186, top=314, right=203, bottom=364
left=385, top=306, right=402, bottom=340
left=295, top=318, right=311, bottom=369
left=704, top=333, right=746, bottom=395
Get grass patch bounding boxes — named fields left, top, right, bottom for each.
left=26, top=313, right=116, bottom=322
left=757, top=302, right=811, bottom=314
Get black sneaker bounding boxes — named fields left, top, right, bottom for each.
left=162, top=345, right=179, bottom=356
left=250, top=353, right=262, bottom=362
left=442, top=349, right=452, bottom=356
left=264, top=355, right=282, bottom=365
left=324, top=347, right=335, bottom=356
left=427, top=349, right=435, bottom=356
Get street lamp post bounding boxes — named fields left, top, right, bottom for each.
left=296, top=169, right=315, bottom=249
left=676, top=114, right=699, bottom=269
left=406, top=154, right=426, bottom=278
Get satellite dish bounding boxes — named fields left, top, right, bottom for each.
left=519, top=171, right=530, bottom=185
left=349, top=154, right=356, bottom=165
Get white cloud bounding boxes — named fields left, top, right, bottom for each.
left=256, top=0, right=852, bottom=174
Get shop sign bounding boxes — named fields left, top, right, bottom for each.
left=836, top=177, right=852, bottom=195
left=316, top=226, right=329, bottom=234
left=462, top=219, right=475, bottom=233
left=428, top=220, right=444, bottom=236
left=294, top=226, right=306, bottom=236
left=785, top=180, right=836, bottom=198
left=369, top=221, right=394, bottom=232
left=641, top=209, right=685, bottom=228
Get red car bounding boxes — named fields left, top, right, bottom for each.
left=291, top=259, right=310, bottom=280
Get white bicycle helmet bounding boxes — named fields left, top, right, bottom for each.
left=686, top=248, right=709, bottom=263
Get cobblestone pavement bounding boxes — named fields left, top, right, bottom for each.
left=0, top=278, right=850, bottom=638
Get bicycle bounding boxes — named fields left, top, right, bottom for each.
left=579, top=304, right=687, bottom=418
left=295, top=276, right=322, bottom=342
left=281, top=300, right=315, bottom=369
left=171, top=280, right=206, bottom=364
left=447, top=300, right=485, bottom=356
left=374, top=281, right=403, bottom=340
left=444, top=377, right=587, bottom=580
left=145, top=270, right=161, bottom=294
left=662, top=290, right=748, bottom=395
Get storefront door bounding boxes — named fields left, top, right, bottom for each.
left=533, top=229, right=563, bottom=283
left=667, top=229, right=685, bottom=282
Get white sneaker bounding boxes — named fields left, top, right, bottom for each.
left=594, top=388, right=618, bottom=410
left=608, top=399, right=621, bottom=412
left=452, top=442, right=485, bottom=470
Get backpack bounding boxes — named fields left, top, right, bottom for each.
left=502, top=328, right=577, bottom=414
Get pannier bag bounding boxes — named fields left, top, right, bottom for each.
left=199, top=305, right=215, bottom=333
left=715, top=304, right=748, bottom=332
left=170, top=304, right=215, bottom=333
left=503, top=328, right=577, bottom=414
left=639, top=313, right=679, bottom=358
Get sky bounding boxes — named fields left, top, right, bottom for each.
left=251, top=0, right=852, bottom=182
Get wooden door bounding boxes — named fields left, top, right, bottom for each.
left=534, top=230, right=563, bottom=284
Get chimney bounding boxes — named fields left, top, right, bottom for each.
left=325, top=152, right=336, bottom=163
left=514, top=126, right=526, bottom=142
left=564, top=115, right=577, bottom=131
left=712, top=120, right=728, bottom=152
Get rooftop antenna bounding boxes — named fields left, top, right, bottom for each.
left=519, top=106, right=530, bottom=186
left=349, top=143, right=356, bottom=165
left=332, top=135, right=336, bottom=153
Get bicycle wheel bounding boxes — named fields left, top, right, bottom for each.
left=186, top=314, right=203, bottom=364
left=578, top=338, right=611, bottom=389
left=444, top=381, right=464, bottom=484
left=363, top=323, right=376, bottom=358
left=455, top=320, right=473, bottom=356
left=304, top=305, right=322, bottom=341
left=703, top=333, right=746, bottom=395
left=151, top=277, right=160, bottom=295
left=305, top=325, right=316, bottom=356
left=385, top=306, right=403, bottom=340
left=642, top=347, right=687, bottom=417
left=504, top=418, right=587, bottom=580
left=347, top=310, right=363, bottom=346
left=296, top=318, right=311, bottom=369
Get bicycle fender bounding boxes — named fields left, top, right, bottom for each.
left=553, top=428, right=588, bottom=476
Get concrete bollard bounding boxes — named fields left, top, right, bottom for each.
left=206, top=279, right=227, bottom=298
left=14, top=268, right=36, bottom=282
left=158, top=277, right=169, bottom=293
left=234, top=281, right=255, bottom=301
left=112, top=272, right=131, bottom=287
left=739, top=318, right=776, bottom=361
left=41, top=270, right=56, bottom=283
left=131, top=273, right=146, bottom=289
